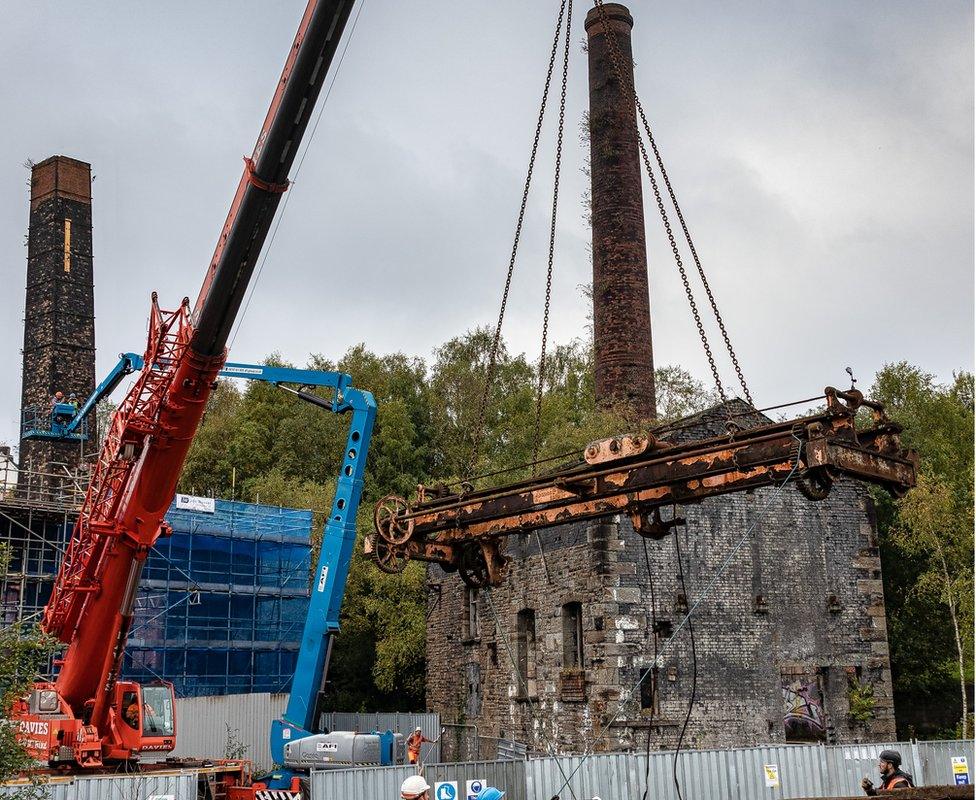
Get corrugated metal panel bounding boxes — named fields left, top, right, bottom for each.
left=821, top=739, right=905, bottom=796
left=1, top=772, right=196, bottom=800
left=917, top=739, right=974, bottom=786
left=320, top=711, right=442, bottom=763
left=311, top=759, right=525, bottom=800
left=161, top=692, right=287, bottom=772
left=500, top=740, right=976, bottom=800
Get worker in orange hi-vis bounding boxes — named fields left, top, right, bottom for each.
left=406, top=727, right=432, bottom=765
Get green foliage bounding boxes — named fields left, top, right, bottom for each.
left=0, top=544, right=59, bottom=794
left=870, top=363, right=974, bottom=738
left=847, top=678, right=876, bottom=724
left=223, top=723, right=248, bottom=760
left=181, top=331, right=710, bottom=709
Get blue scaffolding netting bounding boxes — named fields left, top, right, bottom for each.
left=0, top=495, right=313, bottom=697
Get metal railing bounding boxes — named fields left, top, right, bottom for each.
left=0, top=457, right=90, bottom=511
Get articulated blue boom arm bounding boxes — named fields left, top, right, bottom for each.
left=37, top=354, right=376, bottom=777
left=217, top=365, right=377, bottom=769
left=68, top=353, right=144, bottom=435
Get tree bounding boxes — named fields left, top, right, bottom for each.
left=871, top=363, right=974, bottom=738
left=179, top=331, right=715, bottom=710
left=894, top=472, right=973, bottom=737
left=0, top=544, right=58, bottom=797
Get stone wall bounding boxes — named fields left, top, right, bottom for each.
left=425, top=402, right=896, bottom=755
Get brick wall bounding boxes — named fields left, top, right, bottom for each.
left=425, top=402, right=896, bottom=754
left=18, top=156, right=96, bottom=476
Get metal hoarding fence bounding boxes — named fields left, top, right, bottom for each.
left=309, top=739, right=974, bottom=800
left=916, top=739, right=975, bottom=786
left=311, top=759, right=526, bottom=800
left=0, top=772, right=197, bottom=800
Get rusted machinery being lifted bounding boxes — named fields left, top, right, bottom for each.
left=367, top=386, right=917, bottom=587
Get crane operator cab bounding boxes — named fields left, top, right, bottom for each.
left=112, top=681, right=176, bottom=756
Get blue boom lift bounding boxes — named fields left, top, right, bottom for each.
left=29, top=353, right=391, bottom=791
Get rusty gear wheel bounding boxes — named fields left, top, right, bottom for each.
left=459, top=544, right=490, bottom=589
left=796, top=467, right=833, bottom=501
left=373, top=539, right=409, bottom=575
left=373, top=495, right=415, bottom=546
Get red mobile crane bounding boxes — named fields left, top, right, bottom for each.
left=14, top=0, right=357, bottom=770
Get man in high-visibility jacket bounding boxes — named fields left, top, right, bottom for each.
left=406, top=727, right=432, bottom=765
left=861, top=749, right=915, bottom=795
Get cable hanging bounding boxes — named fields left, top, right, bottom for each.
left=548, top=436, right=803, bottom=799
left=468, top=0, right=572, bottom=480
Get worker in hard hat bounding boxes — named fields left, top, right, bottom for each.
left=400, top=775, right=431, bottom=799
left=476, top=788, right=505, bottom=800
left=405, top=726, right=432, bottom=765
left=861, top=749, right=915, bottom=795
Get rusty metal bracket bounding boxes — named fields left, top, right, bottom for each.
left=629, top=506, right=686, bottom=540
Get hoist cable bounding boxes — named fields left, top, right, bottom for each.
left=548, top=436, right=803, bottom=799
left=482, top=587, right=580, bottom=800
left=641, top=534, right=658, bottom=800
left=468, top=0, right=569, bottom=479
left=672, top=522, right=697, bottom=800
left=532, top=0, right=573, bottom=471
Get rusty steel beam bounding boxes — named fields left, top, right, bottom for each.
left=366, top=388, right=917, bottom=587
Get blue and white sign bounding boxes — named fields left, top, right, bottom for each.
left=952, top=756, right=970, bottom=785
left=435, top=781, right=458, bottom=800
left=465, top=778, right=485, bottom=800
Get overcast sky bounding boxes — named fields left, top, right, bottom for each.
left=0, top=1, right=972, bottom=451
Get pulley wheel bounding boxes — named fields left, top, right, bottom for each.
left=459, top=544, right=490, bottom=589
left=373, top=540, right=409, bottom=575
left=796, top=467, right=833, bottom=501
left=374, top=495, right=415, bottom=546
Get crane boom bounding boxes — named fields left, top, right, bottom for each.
left=18, top=0, right=358, bottom=769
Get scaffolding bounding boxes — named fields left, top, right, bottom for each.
left=0, top=458, right=313, bottom=697
left=126, top=500, right=312, bottom=696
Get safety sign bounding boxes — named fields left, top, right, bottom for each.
left=435, top=781, right=459, bottom=800
left=952, top=756, right=970, bottom=785
left=763, top=763, right=780, bottom=788
left=466, top=778, right=486, bottom=799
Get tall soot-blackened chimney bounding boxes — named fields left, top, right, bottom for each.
left=585, top=3, right=656, bottom=420
left=18, top=156, right=96, bottom=479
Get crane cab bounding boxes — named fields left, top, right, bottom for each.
left=111, top=680, right=176, bottom=758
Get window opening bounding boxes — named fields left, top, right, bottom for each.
left=562, top=602, right=583, bottom=669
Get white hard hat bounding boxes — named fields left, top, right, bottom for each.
left=401, top=775, right=431, bottom=798
left=416, top=726, right=423, bottom=732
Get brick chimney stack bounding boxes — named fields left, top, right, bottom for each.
left=18, top=156, right=96, bottom=478
left=585, top=4, right=656, bottom=420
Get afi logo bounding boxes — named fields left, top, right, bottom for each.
left=19, top=720, right=49, bottom=737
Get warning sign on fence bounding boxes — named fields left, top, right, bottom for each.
left=952, top=756, right=970, bottom=785
left=763, top=763, right=780, bottom=788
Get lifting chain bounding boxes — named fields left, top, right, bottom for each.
left=533, top=0, right=573, bottom=470
left=593, top=0, right=753, bottom=411
left=468, top=0, right=570, bottom=479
